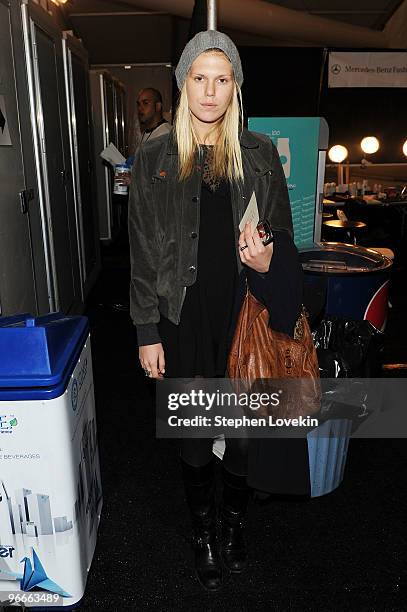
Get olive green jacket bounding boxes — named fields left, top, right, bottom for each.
left=128, top=128, right=293, bottom=345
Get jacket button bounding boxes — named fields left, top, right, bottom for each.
left=190, top=232, right=198, bottom=239
left=192, top=196, right=199, bottom=203
left=188, top=265, right=196, bottom=272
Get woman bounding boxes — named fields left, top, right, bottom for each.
left=128, top=30, right=303, bottom=591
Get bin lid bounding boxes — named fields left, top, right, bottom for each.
left=0, top=312, right=88, bottom=388
left=299, top=242, right=393, bottom=275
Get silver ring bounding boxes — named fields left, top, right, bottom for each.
left=239, top=244, right=248, bottom=252
left=143, top=368, right=151, bottom=377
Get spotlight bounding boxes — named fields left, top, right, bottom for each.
left=328, top=145, right=348, bottom=163
left=403, top=140, right=407, bottom=157
left=361, top=136, right=379, bottom=154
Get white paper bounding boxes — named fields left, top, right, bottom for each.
left=239, top=190, right=259, bottom=232
left=212, top=436, right=225, bottom=460
left=100, top=142, right=126, bottom=166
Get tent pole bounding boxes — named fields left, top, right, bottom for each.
left=207, top=0, right=217, bottom=30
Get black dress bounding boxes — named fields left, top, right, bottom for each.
left=157, top=151, right=311, bottom=492
left=158, top=161, right=238, bottom=378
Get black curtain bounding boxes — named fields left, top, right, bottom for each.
left=239, top=47, right=324, bottom=119
left=238, top=46, right=407, bottom=164
left=319, top=51, right=407, bottom=164
left=188, top=0, right=207, bottom=40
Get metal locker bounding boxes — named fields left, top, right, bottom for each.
left=62, top=31, right=101, bottom=299
left=106, top=75, right=122, bottom=239
left=0, top=0, right=49, bottom=316
left=105, top=75, right=117, bottom=151
left=21, top=0, right=83, bottom=314
left=114, top=79, right=127, bottom=157
left=90, top=69, right=121, bottom=242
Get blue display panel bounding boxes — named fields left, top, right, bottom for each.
left=249, top=117, right=324, bottom=249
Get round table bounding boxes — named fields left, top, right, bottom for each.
left=323, top=219, right=367, bottom=245
left=323, top=199, right=346, bottom=209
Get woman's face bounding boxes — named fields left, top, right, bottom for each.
left=186, top=51, right=235, bottom=127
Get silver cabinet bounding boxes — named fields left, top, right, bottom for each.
left=0, top=0, right=48, bottom=316
left=0, top=0, right=102, bottom=317
left=115, top=80, right=126, bottom=157
left=62, top=32, right=101, bottom=299
left=21, top=0, right=83, bottom=313
left=90, top=69, right=127, bottom=242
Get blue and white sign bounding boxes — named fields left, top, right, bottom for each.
left=249, top=117, right=327, bottom=249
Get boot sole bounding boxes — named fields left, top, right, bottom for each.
left=226, top=565, right=246, bottom=574
left=195, top=573, right=224, bottom=592
left=221, top=553, right=247, bottom=574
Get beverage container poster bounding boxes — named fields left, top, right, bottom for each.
left=249, top=117, right=321, bottom=249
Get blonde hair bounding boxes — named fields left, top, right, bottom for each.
left=174, top=50, right=244, bottom=182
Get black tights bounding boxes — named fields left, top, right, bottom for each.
left=181, top=436, right=248, bottom=476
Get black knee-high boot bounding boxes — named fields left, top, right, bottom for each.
left=181, top=459, right=223, bottom=591
left=221, top=465, right=250, bottom=573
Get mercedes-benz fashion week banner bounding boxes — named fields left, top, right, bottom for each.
left=329, top=52, right=407, bottom=88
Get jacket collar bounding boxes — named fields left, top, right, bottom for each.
left=143, top=118, right=167, bottom=134
left=166, top=127, right=260, bottom=155
left=240, top=128, right=262, bottom=149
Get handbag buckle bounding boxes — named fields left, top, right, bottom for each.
left=284, top=349, right=293, bottom=372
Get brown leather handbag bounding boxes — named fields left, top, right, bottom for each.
left=227, top=289, right=321, bottom=418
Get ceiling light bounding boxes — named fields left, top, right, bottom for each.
left=403, top=140, right=407, bottom=157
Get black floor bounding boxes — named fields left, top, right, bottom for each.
left=78, top=240, right=407, bottom=611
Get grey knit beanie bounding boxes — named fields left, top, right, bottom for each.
left=175, top=30, right=243, bottom=90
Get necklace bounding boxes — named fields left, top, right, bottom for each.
left=202, top=146, right=221, bottom=192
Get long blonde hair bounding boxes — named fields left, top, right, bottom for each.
left=174, top=50, right=244, bottom=182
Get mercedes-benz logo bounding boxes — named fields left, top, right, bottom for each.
left=331, top=64, right=341, bottom=75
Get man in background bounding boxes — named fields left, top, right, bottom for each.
left=126, top=88, right=171, bottom=169
left=137, top=87, right=171, bottom=143
left=112, top=88, right=170, bottom=312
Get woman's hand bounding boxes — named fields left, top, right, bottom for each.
left=238, top=222, right=274, bottom=273
left=139, top=343, right=165, bottom=379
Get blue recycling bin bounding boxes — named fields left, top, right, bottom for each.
left=300, top=243, right=392, bottom=496
left=0, top=312, right=102, bottom=608
left=300, top=242, right=393, bottom=330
